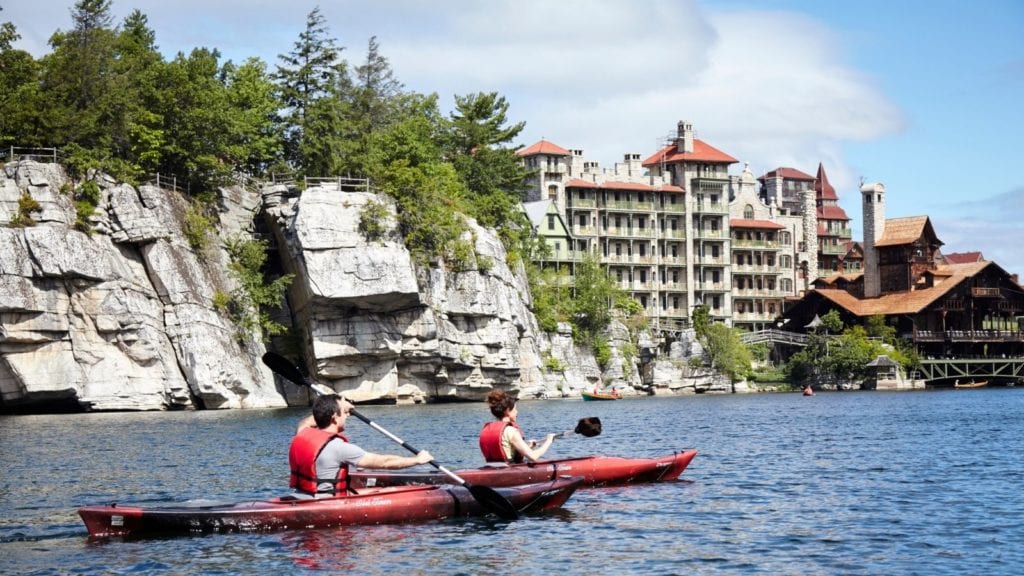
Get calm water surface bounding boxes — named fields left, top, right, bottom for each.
left=2, top=389, right=1023, bottom=575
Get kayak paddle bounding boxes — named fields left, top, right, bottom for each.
left=531, top=416, right=602, bottom=444
left=261, top=352, right=520, bottom=520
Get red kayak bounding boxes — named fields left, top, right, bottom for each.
left=79, top=477, right=581, bottom=538
left=350, top=450, right=697, bottom=489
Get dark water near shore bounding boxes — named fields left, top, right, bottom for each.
left=3, top=389, right=1024, bottom=575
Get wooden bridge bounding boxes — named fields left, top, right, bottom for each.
left=740, top=329, right=809, bottom=347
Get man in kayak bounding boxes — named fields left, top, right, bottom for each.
left=479, top=389, right=556, bottom=464
left=291, top=394, right=433, bottom=498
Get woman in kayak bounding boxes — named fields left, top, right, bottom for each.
left=479, top=389, right=556, bottom=464
left=290, top=394, right=434, bottom=498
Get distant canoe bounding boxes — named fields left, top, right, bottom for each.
left=954, top=380, right=988, bottom=389
left=581, top=391, right=621, bottom=401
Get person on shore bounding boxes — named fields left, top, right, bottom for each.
left=290, top=394, right=433, bottom=498
left=479, top=389, right=555, bottom=464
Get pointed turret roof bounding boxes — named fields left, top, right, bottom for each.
left=815, top=163, right=837, bottom=200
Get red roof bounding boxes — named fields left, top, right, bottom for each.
left=565, top=178, right=684, bottom=193
left=757, top=167, right=814, bottom=182
left=815, top=163, right=837, bottom=201
left=817, top=205, right=850, bottom=220
left=516, top=139, right=570, bottom=157
left=642, top=140, right=738, bottom=167
left=730, top=218, right=785, bottom=230
left=943, top=251, right=984, bottom=264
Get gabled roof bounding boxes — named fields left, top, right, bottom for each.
left=943, top=251, right=985, bottom=264
left=875, top=216, right=941, bottom=248
left=521, top=200, right=555, bottom=226
left=814, top=163, right=837, bottom=201
left=813, top=261, right=990, bottom=316
left=565, top=178, right=685, bottom=193
left=730, top=218, right=785, bottom=230
left=757, top=167, right=814, bottom=182
left=516, top=139, right=570, bottom=157
left=642, top=140, right=738, bottom=167
left=818, top=205, right=850, bottom=220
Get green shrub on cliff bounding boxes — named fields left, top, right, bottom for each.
left=221, top=235, right=294, bottom=342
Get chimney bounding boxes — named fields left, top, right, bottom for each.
left=861, top=182, right=886, bottom=298
left=676, top=120, right=694, bottom=154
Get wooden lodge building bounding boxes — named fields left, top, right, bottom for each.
left=781, top=182, right=1024, bottom=359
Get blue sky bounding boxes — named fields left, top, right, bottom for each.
left=5, top=0, right=1023, bottom=275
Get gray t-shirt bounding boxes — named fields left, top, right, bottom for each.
left=314, top=437, right=366, bottom=496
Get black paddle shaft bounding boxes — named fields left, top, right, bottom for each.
left=261, top=352, right=520, bottom=520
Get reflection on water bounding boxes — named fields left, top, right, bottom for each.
left=3, top=390, right=1024, bottom=574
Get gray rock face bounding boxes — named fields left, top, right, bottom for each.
left=265, top=186, right=547, bottom=403
left=0, top=161, right=285, bottom=411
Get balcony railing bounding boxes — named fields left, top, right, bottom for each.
left=570, top=198, right=597, bottom=208
left=732, top=239, right=781, bottom=250
left=693, top=202, right=728, bottom=214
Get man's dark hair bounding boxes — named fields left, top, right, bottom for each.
left=312, top=394, right=341, bottom=428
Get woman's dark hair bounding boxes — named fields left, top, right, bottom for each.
left=486, top=389, right=516, bottom=419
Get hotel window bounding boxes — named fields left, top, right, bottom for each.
left=548, top=185, right=557, bottom=201
left=554, top=241, right=561, bottom=254
left=639, top=270, right=647, bottom=283
left=744, top=205, right=754, bottom=219
left=639, top=244, right=647, bottom=257
left=547, top=215, right=555, bottom=230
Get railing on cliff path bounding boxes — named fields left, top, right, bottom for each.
left=2, top=147, right=60, bottom=163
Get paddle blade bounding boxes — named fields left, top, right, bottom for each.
left=575, top=417, right=602, bottom=437
left=262, top=352, right=308, bottom=386
left=468, top=485, right=519, bottom=520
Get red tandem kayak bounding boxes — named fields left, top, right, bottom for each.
left=79, top=477, right=581, bottom=538
left=350, top=450, right=697, bottom=489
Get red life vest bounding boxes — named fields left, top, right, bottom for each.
left=289, top=427, right=351, bottom=496
left=479, top=420, right=524, bottom=463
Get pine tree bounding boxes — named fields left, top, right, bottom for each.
left=273, top=7, right=346, bottom=171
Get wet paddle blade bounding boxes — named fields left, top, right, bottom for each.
left=574, top=417, right=602, bottom=437
left=468, top=484, right=519, bottom=520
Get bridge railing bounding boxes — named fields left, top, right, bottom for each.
left=740, top=329, right=809, bottom=346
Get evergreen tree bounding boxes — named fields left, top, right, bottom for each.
left=445, top=92, right=529, bottom=231
left=274, top=7, right=345, bottom=172
left=340, top=36, right=409, bottom=177
left=353, top=36, right=402, bottom=135
left=107, top=10, right=165, bottom=176
left=39, top=0, right=118, bottom=148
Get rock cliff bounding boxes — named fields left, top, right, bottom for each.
left=2, top=160, right=714, bottom=412
left=263, top=184, right=554, bottom=403
left=0, top=161, right=285, bottom=411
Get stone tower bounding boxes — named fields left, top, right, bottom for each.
left=802, top=186, right=818, bottom=289
left=861, top=182, right=886, bottom=298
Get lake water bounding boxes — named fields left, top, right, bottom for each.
left=3, top=389, right=1023, bottom=575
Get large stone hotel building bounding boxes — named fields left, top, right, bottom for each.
left=518, top=121, right=856, bottom=334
